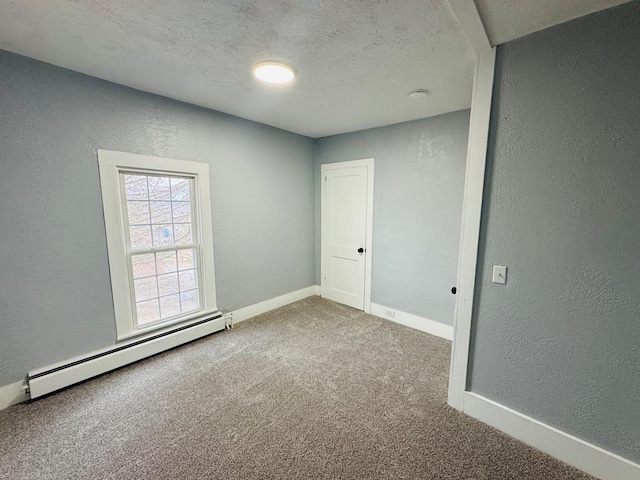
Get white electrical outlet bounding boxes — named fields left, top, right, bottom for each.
left=384, top=309, right=396, bottom=318
left=492, top=265, right=507, bottom=285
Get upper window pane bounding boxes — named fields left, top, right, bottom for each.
left=129, top=225, right=153, bottom=250
left=127, top=201, right=150, bottom=225
left=152, top=224, right=175, bottom=247
left=174, top=223, right=193, bottom=245
left=171, top=178, right=190, bottom=201
left=123, top=173, right=195, bottom=250
left=150, top=201, right=172, bottom=224
left=172, top=201, right=191, bottom=223
left=148, top=176, right=171, bottom=201
left=125, top=175, right=148, bottom=200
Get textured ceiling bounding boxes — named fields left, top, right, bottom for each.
left=475, top=0, right=634, bottom=46
left=0, top=0, right=474, bottom=138
left=0, top=1, right=632, bottom=137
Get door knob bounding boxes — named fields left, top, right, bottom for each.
left=357, top=247, right=364, bottom=253
left=451, top=287, right=457, bottom=294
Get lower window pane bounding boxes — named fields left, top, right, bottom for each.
left=156, top=251, right=177, bottom=274
left=178, top=269, right=198, bottom=290
left=180, top=290, right=200, bottom=313
left=131, top=253, right=156, bottom=279
left=177, top=249, right=195, bottom=270
left=158, top=272, right=179, bottom=296
left=160, top=294, right=181, bottom=318
left=137, top=299, right=160, bottom=325
left=130, top=247, right=201, bottom=327
left=134, top=276, right=158, bottom=302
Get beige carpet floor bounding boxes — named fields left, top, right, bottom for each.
left=0, top=296, right=593, bottom=479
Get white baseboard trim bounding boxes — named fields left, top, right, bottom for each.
left=28, top=316, right=226, bottom=400
left=463, top=392, right=640, bottom=480
left=0, top=286, right=321, bottom=410
left=232, top=285, right=319, bottom=324
left=370, top=303, right=453, bottom=341
left=0, top=380, right=29, bottom=410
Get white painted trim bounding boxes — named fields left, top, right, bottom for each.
left=446, top=0, right=496, bottom=413
left=231, top=286, right=318, bottom=324
left=320, top=158, right=374, bottom=314
left=0, top=380, right=29, bottom=410
left=463, top=393, right=640, bottom=480
left=10, top=286, right=320, bottom=408
left=371, top=303, right=453, bottom=341
left=448, top=0, right=492, bottom=54
left=97, top=149, right=218, bottom=340
left=116, top=308, right=220, bottom=342
left=28, top=313, right=221, bottom=377
left=447, top=47, right=497, bottom=411
left=419, top=7, right=637, bottom=474
left=28, top=316, right=225, bottom=399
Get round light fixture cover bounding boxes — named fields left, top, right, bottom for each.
left=408, top=89, right=430, bottom=99
left=253, top=61, right=296, bottom=84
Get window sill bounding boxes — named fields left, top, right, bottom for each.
left=116, top=308, right=222, bottom=343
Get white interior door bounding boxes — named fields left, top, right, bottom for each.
left=321, top=159, right=374, bottom=312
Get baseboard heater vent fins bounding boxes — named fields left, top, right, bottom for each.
left=28, top=313, right=224, bottom=399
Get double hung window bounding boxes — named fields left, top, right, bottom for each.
left=98, top=150, right=217, bottom=340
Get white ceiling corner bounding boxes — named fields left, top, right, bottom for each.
left=474, top=0, right=634, bottom=46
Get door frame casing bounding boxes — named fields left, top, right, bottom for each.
left=320, top=158, right=374, bottom=314
left=446, top=0, right=496, bottom=411
left=447, top=47, right=496, bottom=409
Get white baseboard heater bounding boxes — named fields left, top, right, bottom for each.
left=28, top=313, right=225, bottom=399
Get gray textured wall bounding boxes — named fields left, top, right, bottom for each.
left=469, top=1, right=640, bottom=463
left=0, top=51, right=315, bottom=387
left=315, top=111, right=469, bottom=325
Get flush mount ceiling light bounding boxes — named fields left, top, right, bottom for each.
left=253, top=61, right=296, bottom=84
left=408, top=89, right=430, bottom=99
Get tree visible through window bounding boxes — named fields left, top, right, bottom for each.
left=123, top=173, right=201, bottom=326
left=98, top=150, right=218, bottom=340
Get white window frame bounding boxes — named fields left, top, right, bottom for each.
left=98, top=150, right=218, bottom=341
